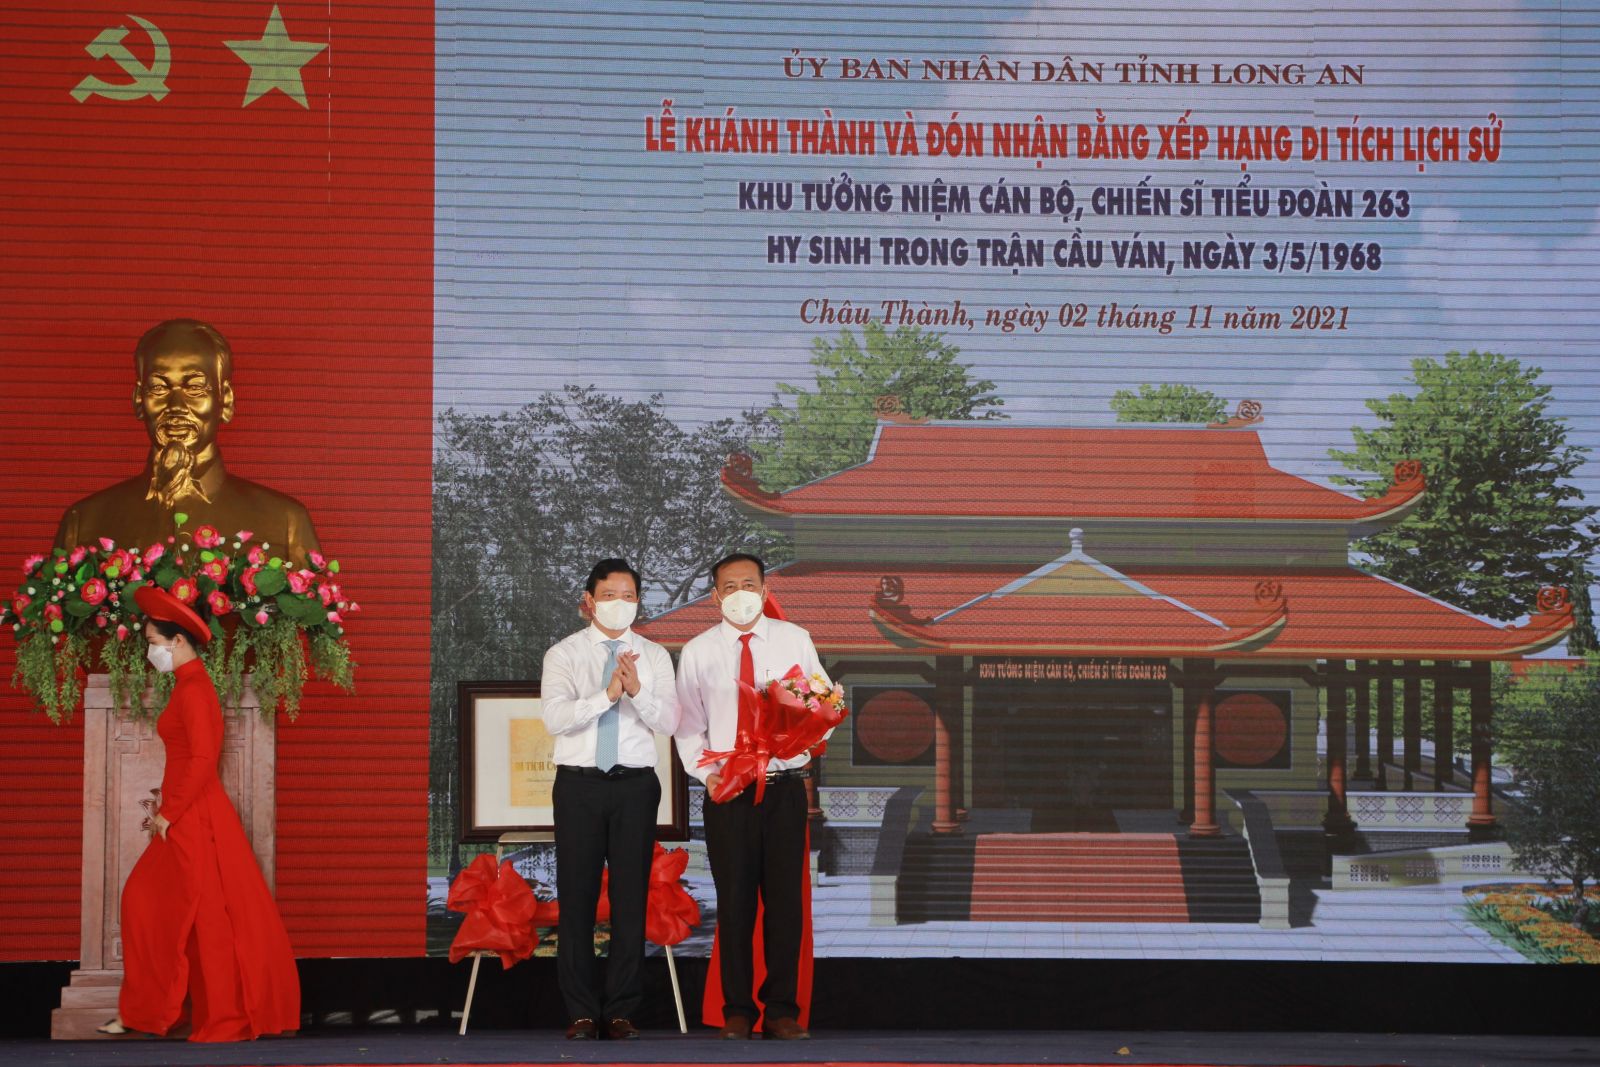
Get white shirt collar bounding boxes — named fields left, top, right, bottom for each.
left=587, top=624, right=633, bottom=645
left=718, top=613, right=769, bottom=645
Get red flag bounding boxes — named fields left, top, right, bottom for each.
left=0, top=2, right=433, bottom=960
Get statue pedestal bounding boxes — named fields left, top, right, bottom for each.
left=51, top=675, right=275, bottom=1040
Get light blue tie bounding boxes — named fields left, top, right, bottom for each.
left=595, top=639, right=622, bottom=772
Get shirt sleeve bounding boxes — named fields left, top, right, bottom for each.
left=158, top=683, right=221, bottom=826
left=673, top=644, right=715, bottom=784
left=541, top=639, right=613, bottom=736
left=627, top=641, right=679, bottom=736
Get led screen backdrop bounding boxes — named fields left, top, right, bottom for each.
left=1, top=1, right=1597, bottom=971
left=429, top=0, right=1600, bottom=966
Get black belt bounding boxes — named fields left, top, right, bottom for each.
left=764, top=767, right=810, bottom=783
left=558, top=764, right=653, bottom=780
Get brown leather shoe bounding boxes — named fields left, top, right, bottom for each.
left=565, top=1018, right=597, bottom=1040
left=763, top=1016, right=811, bottom=1040
left=606, top=1018, right=639, bottom=1040
left=718, top=1013, right=752, bottom=1039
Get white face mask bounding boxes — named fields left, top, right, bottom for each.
left=719, top=588, right=764, bottom=627
left=146, top=642, right=176, bottom=674
left=591, top=598, right=638, bottom=631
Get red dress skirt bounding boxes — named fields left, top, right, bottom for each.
left=118, top=658, right=300, bottom=1042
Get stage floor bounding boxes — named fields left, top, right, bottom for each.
left=1, top=1030, right=1594, bottom=1067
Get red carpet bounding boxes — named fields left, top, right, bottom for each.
left=969, top=833, right=1189, bottom=921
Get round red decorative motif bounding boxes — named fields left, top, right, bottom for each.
left=855, top=689, right=935, bottom=764
left=1214, top=692, right=1288, bottom=767
left=1235, top=399, right=1262, bottom=421
left=1393, top=459, right=1422, bottom=486
left=1537, top=586, right=1570, bottom=613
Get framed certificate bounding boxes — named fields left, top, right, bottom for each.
left=457, top=680, right=689, bottom=842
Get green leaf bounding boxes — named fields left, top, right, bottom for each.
left=154, top=564, right=181, bottom=588
left=254, top=567, right=288, bottom=597
left=275, top=592, right=325, bottom=626
left=64, top=599, right=97, bottom=618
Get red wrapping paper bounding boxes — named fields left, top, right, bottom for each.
left=699, top=665, right=847, bottom=804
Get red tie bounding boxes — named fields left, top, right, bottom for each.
left=738, top=633, right=755, bottom=688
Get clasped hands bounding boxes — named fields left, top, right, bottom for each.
left=605, top=650, right=642, bottom=702
left=150, top=812, right=171, bottom=840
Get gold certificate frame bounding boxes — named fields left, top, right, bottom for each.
left=457, top=680, right=689, bottom=842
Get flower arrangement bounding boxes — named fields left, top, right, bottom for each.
left=2, top=513, right=356, bottom=723
left=1463, top=882, right=1600, bottom=963
left=700, top=663, right=849, bottom=803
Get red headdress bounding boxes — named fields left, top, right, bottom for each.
left=133, top=583, right=212, bottom=644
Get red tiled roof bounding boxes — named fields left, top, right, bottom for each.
left=639, top=562, right=1570, bottom=660
left=723, top=425, right=1423, bottom=523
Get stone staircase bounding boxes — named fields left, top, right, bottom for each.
left=897, top=830, right=1261, bottom=924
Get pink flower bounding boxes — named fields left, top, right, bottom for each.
left=11, top=594, right=30, bottom=614
left=80, top=579, right=108, bottom=606
left=144, top=543, right=165, bottom=564
left=309, top=551, right=326, bottom=570
left=347, top=601, right=360, bottom=614
left=318, top=582, right=334, bottom=606
left=235, top=529, right=254, bottom=543
left=170, top=577, right=198, bottom=604
left=116, top=624, right=129, bottom=641
left=255, top=609, right=270, bottom=625
left=43, top=603, right=63, bottom=621
left=327, top=610, right=343, bottom=624
left=96, top=615, right=109, bottom=628
left=288, top=570, right=312, bottom=595
left=193, top=525, right=223, bottom=549
left=21, top=554, right=44, bottom=575
left=248, top=546, right=267, bottom=566
left=98, top=537, right=116, bottom=551
left=240, top=567, right=259, bottom=595
left=200, top=559, right=227, bottom=583
left=101, top=549, right=132, bottom=578
left=68, top=546, right=87, bottom=566
left=207, top=590, right=232, bottom=614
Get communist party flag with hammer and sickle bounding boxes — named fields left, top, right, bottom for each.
left=0, top=3, right=432, bottom=960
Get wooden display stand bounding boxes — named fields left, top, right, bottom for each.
left=50, top=675, right=275, bottom=1040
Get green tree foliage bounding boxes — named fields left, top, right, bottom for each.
left=1109, top=383, right=1229, bottom=423
left=429, top=387, right=784, bottom=866
left=752, top=322, right=1005, bottom=492
left=1495, top=657, right=1600, bottom=921
left=1329, top=351, right=1600, bottom=624
left=1568, top=558, right=1598, bottom=655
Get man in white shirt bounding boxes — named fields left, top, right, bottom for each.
left=542, top=559, right=679, bottom=1041
left=676, top=553, right=829, bottom=1041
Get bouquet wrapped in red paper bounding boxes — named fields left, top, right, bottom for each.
left=446, top=854, right=557, bottom=968
left=699, top=664, right=848, bottom=804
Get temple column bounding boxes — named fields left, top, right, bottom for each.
left=1188, top=659, right=1220, bottom=838
left=1323, top=658, right=1356, bottom=836
left=1402, top=664, right=1422, bottom=790
left=1433, top=661, right=1455, bottom=787
left=1179, top=659, right=1198, bottom=824
left=1467, top=660, right=1497, bottom=840
left=932, top=655, right=962, bottom=834
left=1353, top=660, right=1373, bottom=781
left=1375, top=660, right=1395, bottom=791
left=952, top=661, right=967, bottom=822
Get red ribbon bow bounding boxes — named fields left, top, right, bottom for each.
left=446, top=853, right=557, bottom=968
left=596, top=843, right=701, bottom=946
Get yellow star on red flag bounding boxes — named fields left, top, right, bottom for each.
left=226, top=5, right=327, bottom=108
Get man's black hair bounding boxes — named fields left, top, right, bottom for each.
left=710, top=552, right=766, bottom=585
left=586, top=558, right=642, bottom=596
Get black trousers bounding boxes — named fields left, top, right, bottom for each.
left=552, top=766, right=661, bottom=1023
left=701, top=774, right=807, bottom=1023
